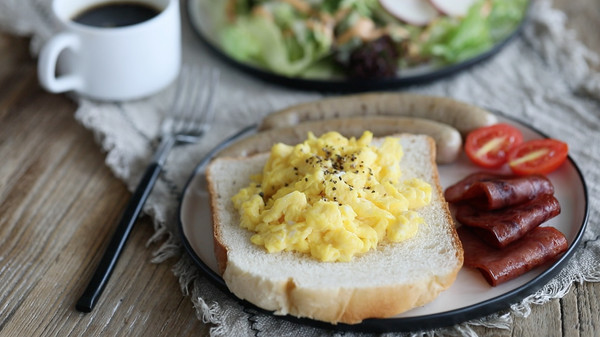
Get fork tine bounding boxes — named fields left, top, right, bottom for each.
left=168, top=67, right=187, bottom=132
left=177, top=66, right=204, bottom=133
left=171, top=64, right=190, bottom=114
left=202, top=69, right=220, bottom=127
left=191, top=68, right=220, bottom=133
left=198, top=69, right=220, bottom=131
left=170, top=65, right=197, bottom=133
left=166, top=65, right=219, bottom=139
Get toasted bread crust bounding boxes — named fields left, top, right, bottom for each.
left=206, top=152, right=268, bottom=276
left=206, top=135, right=463, bottom=324
left=206, top=169, right=228, bottom=275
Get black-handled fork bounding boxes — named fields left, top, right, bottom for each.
left=76, top=66, right=220, bottom=312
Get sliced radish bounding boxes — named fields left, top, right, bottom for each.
left=428, top=0, right=478, bottom=17
left=379, top=0, right=439, bottom=26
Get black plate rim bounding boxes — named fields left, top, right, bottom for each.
left=177, top=111, right=589, bottom=333
left=185, top=0, right=531, bottom=92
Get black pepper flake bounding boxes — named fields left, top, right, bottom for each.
left=332, top=187, right=337, bottom=191
left=259, top=192, right=264, bottom=198
left=305, top=177, right=308, bottom=182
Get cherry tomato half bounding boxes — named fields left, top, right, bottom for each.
left=465, top=124, right=524, bottom=168
left=507, top=139, right=569, bottom=175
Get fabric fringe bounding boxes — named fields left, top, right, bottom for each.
left=173, top=256, right=230, bottom=336
left=172, top=256, right=200, bottom=297
left=192, top=294, right=222, bottom=326
left=191, top=289, right=228, bottom=337
left=467, top=312, right=513, bottom=330
left=145, top=214, right=180, bottom=264
left=405, top=312, right=512, bottom=337
left=511, top=250, right=600, bottom=318
left=523, top=0, right=600, bottom=93
left=580, top=73, right=600, bottom=101
left=149, top=238, right=180, bottom=264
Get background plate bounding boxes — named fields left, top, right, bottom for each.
left=186, top=0, right=529, bottom=92
left=178, top=113, right=588, bottom=332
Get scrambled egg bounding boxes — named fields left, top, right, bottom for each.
left=231, top=131, right=432, bottom=262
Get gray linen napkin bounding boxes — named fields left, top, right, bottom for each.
left=2, top=1, right=600, bottom=336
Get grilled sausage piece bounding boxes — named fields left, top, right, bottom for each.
left=259, top=93, right=497, bottom=136
left=218, top=116, right=463, bottom=164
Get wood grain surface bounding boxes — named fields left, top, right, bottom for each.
left=0, top=1, right=598, bottom=336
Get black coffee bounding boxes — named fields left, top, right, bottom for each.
left=72, top=2, right=160, bottom=28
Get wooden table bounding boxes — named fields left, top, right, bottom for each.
left=1, top=1, right=598, bottom=336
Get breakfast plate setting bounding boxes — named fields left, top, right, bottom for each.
left=186, top=0, right=530, bottom=91
left=178, top=98, right=588, bottom=332
left=3, top=0, right=600, bottom=336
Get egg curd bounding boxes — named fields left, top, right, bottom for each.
left=231, top=131, right=432, bottom=262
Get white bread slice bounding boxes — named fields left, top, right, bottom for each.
left=206, top=134, right=463, bottom=324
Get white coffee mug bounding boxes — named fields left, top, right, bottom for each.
left=38, top=0, right=181, bottom=101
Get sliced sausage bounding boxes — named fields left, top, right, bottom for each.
left=455, top=194, right=561, bottom=248
left=459, top=226, right=568, bottom=286
left=444, top=173, right=555, bottom=210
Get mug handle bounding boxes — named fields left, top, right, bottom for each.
left=38, top=32, right=83, bottom=93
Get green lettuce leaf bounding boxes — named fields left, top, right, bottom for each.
left=424, top=2, right=492, bottom=64
left=422, top=0, right=527, bottom=64
left=489, top=0, right=528, bottom=40
left=219, top=15, right=332, bottom=76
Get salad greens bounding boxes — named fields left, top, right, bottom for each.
left=213, top=0, right=528, bottom=79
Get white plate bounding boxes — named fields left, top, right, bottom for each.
left=178, top=113, right=588, bottom=332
